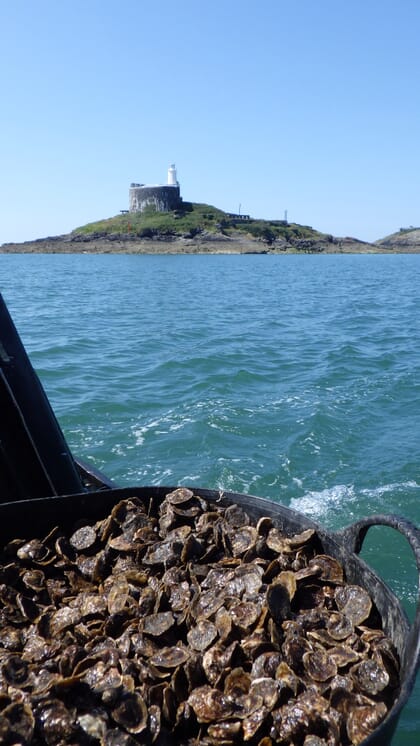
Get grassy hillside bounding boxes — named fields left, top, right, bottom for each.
left=72, top=202, right=327, bottom=243
left=376, top=226, right=420, bottom=246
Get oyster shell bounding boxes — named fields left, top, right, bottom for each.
left=0, top=489, right=399, bottom=745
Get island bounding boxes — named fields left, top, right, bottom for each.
left=3, top=201, right=420, bottom=255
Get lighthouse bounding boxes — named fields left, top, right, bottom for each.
left=129, top=165, right=182, bottom=213
left=167, top=164, right=178, bottom=186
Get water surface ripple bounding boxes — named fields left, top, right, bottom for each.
left=1, top=253, right=419, bottom=743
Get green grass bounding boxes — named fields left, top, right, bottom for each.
left=72, top=202, right=327, bottom=243
left=73, top=203, right=227, bottom=238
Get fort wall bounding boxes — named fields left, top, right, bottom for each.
left=129, top=185, right=181, bottom=213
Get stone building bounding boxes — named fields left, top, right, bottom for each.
left=129, top=165, right=182, bottom=213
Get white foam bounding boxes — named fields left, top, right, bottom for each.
left=289, top=480, right=420, bottom=524
left=133, top=417, right=164, bottom=445
left=169, top=417, right=194, bottom=431
left=111, top=443, right=126, bottom=456
left=290, top=484, right=357, bottom=520
left=156, top=469, right=174, bottom=483
left=360, top=480, right=419, bottom=498
left=132, top=410, right=196, bottom=445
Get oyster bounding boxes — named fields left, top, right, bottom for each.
left=0, top=489, right=399, bottom=745
left=346, top=702, right=388, bottom=745
left=335, top=585, right=373, bottom=626
left=187, top=685, right=234, bottom=723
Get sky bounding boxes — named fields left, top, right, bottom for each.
left=1, top=0, right=419, bottom=244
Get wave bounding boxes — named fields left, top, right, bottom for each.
left=290, top=484, right=358, bottom=522
left=289, top=480, right=420, bottom=526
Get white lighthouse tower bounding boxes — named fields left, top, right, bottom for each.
left=167, top=164, right=178, bottom=186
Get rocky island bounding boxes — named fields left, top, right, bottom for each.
left=2, top=202, right=419, bottom=255
left=3, top=164, right=420, bottom=254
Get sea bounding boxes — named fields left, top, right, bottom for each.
left=0, top=252, right=419, bottom=743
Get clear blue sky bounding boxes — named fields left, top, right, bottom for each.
left=1, top=0, right=419, bottom=244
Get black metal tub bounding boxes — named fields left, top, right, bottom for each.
left=0, top=485, right=418, bottom=746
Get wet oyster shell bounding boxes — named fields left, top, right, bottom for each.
left=335, top=584, right=373, bottom=626
left=0, top=489, right=399, bottom=745
left=346, top=702, right=388, bottom=745
left=187, top=685, right=234, bottom=722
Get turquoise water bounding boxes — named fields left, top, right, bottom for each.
left=1, top=253, right=419, bottom=743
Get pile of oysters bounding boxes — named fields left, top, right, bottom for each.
left=0, top=488, right=399, bottom=745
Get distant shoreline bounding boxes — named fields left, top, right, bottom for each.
left=2, top=233, right=418, bottom=254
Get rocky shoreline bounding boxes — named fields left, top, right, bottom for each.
left=1, top=230, right=419, bottom=254
left=375, top=227, right=420, bottom=252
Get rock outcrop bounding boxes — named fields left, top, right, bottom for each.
left=375, top=228, right=420, bottom=252
left=0, top=231, right=386, bottom=254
